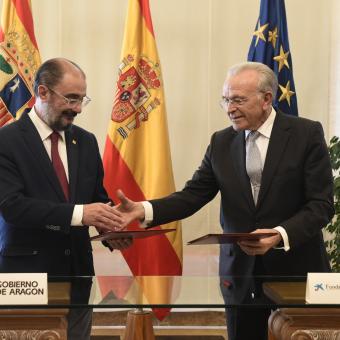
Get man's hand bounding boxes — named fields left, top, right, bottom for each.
left=82, top=202, right=125, bottom=231
left=107, top=237, right=133, bottom=250
left=238, top=228, right=282, bottom=256
left=115, top=189, right=146, bottom=226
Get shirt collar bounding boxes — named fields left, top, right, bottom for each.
left=28, top=107, right=66, bottom=142
left=245, top=107, right=276, bottom=139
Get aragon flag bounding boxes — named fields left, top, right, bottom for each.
left=102, top=0, right=182, bottom=320
left=248, top=0, right=298, bottom=116
left=0, top=0, right=41, bottom=127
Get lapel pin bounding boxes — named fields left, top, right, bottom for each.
left=72, top=139, right=77, bottom=145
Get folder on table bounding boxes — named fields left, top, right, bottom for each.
left=90, top=228, right=176, bottom=242
left=187, top=232, right=277, bottom=245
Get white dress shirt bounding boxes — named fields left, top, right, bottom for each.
left=28, top=108, right=84, bottom=226
left=245, top=109, right=289, bottom=251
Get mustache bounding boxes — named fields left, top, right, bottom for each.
left=62, top=110, right=78, bottom=117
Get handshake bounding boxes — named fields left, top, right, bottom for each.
left=82, top=190, right=144, bottom=249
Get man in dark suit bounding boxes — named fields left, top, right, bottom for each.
left=0, top=58, right=129, bottom=340
left=115, top=62, right=334, bottom=340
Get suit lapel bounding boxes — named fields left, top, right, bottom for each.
left=65, top=128, right=79, bottom=203
left=230, top=130, right=255, bottom=210
left=19, top=113, right=66, bottom=201
left=257, top=112, right=291, bottom=207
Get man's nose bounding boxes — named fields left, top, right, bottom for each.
left=227, top=104, right=237, bottom=113
left=73, top=102, right=82, bottom=113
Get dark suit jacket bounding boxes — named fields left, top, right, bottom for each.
left=0, top=112, right=109, bottom=276
left=150, top=111, right=334, bottom=278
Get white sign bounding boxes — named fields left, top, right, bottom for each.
left=0, top=273, right=48, bottom=305
left=306, top=272, right=340, bottom=304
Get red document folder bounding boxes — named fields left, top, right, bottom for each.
left=90, top=228, right=176, bottom=242
left=187, top=232, right=277, bottom=245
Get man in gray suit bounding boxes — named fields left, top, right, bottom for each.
left=0, top=58, right=129, bottom=339
left=115, top=62, right=334, bottom=340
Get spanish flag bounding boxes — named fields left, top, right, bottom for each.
left=0, top=0, right=41, bottom=127
left=102, top=0, right=182, bottom=320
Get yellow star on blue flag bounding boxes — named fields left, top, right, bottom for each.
left=248, top=0, right=298, bottom=116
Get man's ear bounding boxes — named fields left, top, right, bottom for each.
left=37, top=85, right=49, bottom=100
left=265, top=91, right=273, bottom=103
left=263, top=91, right=273, bottom=109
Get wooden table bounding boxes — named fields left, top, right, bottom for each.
left=0, top=282, right=70, bottom=339
left=264, top=281, right=340, bottom=340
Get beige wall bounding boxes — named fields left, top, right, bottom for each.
left=0, top=0, right=333, bottom=274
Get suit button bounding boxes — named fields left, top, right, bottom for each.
left=64, top=249, right=71, bottom=256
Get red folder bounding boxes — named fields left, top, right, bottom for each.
left=90, top=228, right=176, bottom=242
left=187, top=232, right=278, bottom=245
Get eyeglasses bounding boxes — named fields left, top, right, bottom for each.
left=220, top=96, right=248, bottom=108
left=47, top=87, right=91, bottom=108
left=220, top=92, right=264, bottom=109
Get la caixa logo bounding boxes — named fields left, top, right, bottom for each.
left=314, top=282, right=340, bottom=291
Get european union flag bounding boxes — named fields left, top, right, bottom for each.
left=248, top=0, right=298, bottom=116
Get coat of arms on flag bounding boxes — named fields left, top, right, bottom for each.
left=0, top=42, right=35, bottom=125
left=112, top=54, right=162, bottom=139
left=0, top=0, right=41, bottom=127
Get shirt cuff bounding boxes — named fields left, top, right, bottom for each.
left=71, top=205, right=84, bottom=226
left=140, top=201, right=153, bottom=228
left=274, top=226, right=290, bottom=251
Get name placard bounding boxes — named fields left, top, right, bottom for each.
left=306, top=272, right=340, bottom=304
left=0, top=273, right=48, bottom=305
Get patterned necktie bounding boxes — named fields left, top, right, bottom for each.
left=246, top=131, right=262, bottom=204
left=50, top=131, right=69, bottom=201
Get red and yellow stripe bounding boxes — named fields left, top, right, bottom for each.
left=103, top=0, right=182, bottom=320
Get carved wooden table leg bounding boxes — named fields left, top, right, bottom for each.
left=268, top=308, right=340, bottom=340
left=268, top=327, right=276, bottom=340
